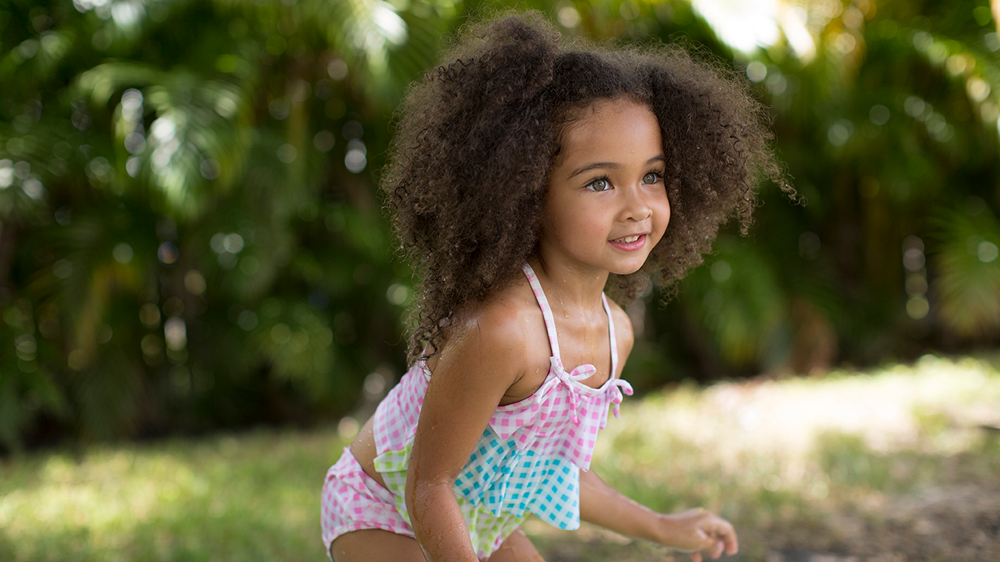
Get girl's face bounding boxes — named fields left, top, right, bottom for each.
left=539, top=99, right=670, bottom=277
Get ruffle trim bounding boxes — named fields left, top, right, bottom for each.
left=488, top=358, right=633, bottom=470
left=375, top=428, right=583, bottom=532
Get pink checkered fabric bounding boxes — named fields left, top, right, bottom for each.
left=374, top=263, right=633, bottom=471
left=364, top=264, right=632, bottom=544
left=321, top=447, right=415, bottom=556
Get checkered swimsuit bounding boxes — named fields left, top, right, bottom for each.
left=371, top=263, right=633, bottom=557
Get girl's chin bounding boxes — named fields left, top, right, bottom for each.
left=609, top=261, right=646, bottom=276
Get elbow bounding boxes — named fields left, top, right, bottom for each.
left=405, top=473, right=450, bottom=521
left=405, top=480, right=421, bottom=517
left=405, top=475, right=420, bottom=517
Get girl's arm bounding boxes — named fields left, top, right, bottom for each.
left=583, top=305, right=737, bottom=562
left=405, top=301, right=536, bottom=562
left=579, top=469, right=737, bottom=562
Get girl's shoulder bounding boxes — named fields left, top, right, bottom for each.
left=436, top=276, right=551, bottom=375
left=605, top=298, right=635, bottom=373
left=458, top=280, right=637, bottom=361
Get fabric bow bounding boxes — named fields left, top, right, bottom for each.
left=609, top=378, right=634, bottom=419
left=547, top=356, right=600, bottom=425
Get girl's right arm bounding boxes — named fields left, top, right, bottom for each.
left=405, top=301, right=533, bottom=562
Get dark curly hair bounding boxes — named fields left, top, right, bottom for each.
left=382, top=11, right=790, bottom=362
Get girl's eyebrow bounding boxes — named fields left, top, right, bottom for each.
left=568, top=155, right=666, bottom=178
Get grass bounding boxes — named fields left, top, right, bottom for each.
left=2, top=354, right=999, bottom=561
left=0, top=430, right=343, bottom=561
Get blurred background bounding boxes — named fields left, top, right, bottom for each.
left=1, top=0, right=999, bottom=454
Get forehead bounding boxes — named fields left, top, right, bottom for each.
left=555, top=99, right=662, bottom=166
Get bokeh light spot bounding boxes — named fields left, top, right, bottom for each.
left=113, top=243, right=134, bottom=264
left=314, top=130, right=336, bottom=152
left=386, top=283, right=409, bottom=305
left=906, top=296, right=929, bottom=319
left=746, top=61, right=767, bottom=83
left=139, top=303, right=161, bottom=328
left=558, top=5, right=580, bottom=28
left=184, top=270, right=206, bottom=295
left=237, top=310, right=258, bottom=331
left=711, top=260, right=732, bottom=282
left=869, top=105, right=890, bottom=125
left=158, top=242, right=179, bottom=265
left=200, top=159, right=220, bottom=180
left=277, top=144, right=298, bottom=163
left=978, top=241, right=999, bottom=263
left=53, top=259, right=73, bottom=279
left=328, top=59, right=348, bottom=80
left=164, top=317, right=187, bottom=350
left=827, top=120, right=853, bottom=146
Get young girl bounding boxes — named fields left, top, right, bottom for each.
left=322, top=11, right=785, bottom=562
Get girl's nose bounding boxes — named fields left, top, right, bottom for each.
left=620, top=184, right=653, bottom=222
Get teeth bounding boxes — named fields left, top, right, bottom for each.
left=616, top=235, right=640, bottom=243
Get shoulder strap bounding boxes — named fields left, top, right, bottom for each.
left=521, top=263, right=561, bottom=359
left=601, top=294, right=619, bottom=376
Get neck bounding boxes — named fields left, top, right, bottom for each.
left=528, top=254, right=609, bottom=312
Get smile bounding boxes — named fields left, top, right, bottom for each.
left=612, top=235, right=641, bottom=243
left=608, top=233, right=647, bottom=251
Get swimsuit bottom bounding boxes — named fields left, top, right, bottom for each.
left=320, top=448, right=511, bottom=560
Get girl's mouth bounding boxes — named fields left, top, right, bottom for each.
left=609, top=234, right=647, bottom=250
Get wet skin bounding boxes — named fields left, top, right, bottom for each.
left=331, top=100, right=736, bottom=562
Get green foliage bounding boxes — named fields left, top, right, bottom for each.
left=932, top=204, right=1000, bottom=338
left=3, top=0, right=1000, bottom=449
left=679, top=237, right=791, bottom=368
left=0, top=0, right=443, bottom=450
left=630, top=0, right=1000, bottom=378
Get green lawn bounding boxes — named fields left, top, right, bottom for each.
left=0, top=430, right=342, bottom=561
left=2, top=354, right=999, bottom=561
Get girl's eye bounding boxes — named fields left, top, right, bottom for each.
left=642, top=171, right=662, bottom=185
left=586, top=178, right=611, bottom=192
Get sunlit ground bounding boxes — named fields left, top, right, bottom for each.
left=0, top=430, right=342, bottom=561
left=2, top=354, right=998, bottom=562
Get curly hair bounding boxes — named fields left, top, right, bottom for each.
left=382, top=11, right=790, bottom=362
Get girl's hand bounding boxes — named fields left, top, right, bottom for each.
left=578, top=466, right=736, bottom=561
left=657, top=508, right=738, bottom=562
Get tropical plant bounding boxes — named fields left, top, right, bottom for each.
left=0, top=0, right=456, bottom=450
left=3, top=0, right=1000, bottom=450
left=617, top=0, right=1000, bottom=382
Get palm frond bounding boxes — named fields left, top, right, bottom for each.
left=75, top=63, right=255, bottom=218
left=932, top=206, right=1000, bottom=338
left=680, top=235, right=791, bottom=368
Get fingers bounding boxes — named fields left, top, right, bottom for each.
left=695, top=538, right=723, bottom=560
left=724, top=524, right=739, bottom=555
left=709, top=516, right=738, bottom=555
left=663, top=508, right=738, bottom=560
left=694, top=512, right=738, bottom=560
left=689, top=539, right=724, bottom=562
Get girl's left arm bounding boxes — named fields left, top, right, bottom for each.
left=578, top=469, right=737, bottom=562
left=581, top=305, right=737, bottom=562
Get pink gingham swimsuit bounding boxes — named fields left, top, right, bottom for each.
left=321, top=263, right=633, bottom=559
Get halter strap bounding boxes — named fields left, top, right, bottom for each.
left=521, top=263, right=618, bottom=375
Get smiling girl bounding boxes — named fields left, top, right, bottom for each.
left=321, top=11, right=788, bottom=562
